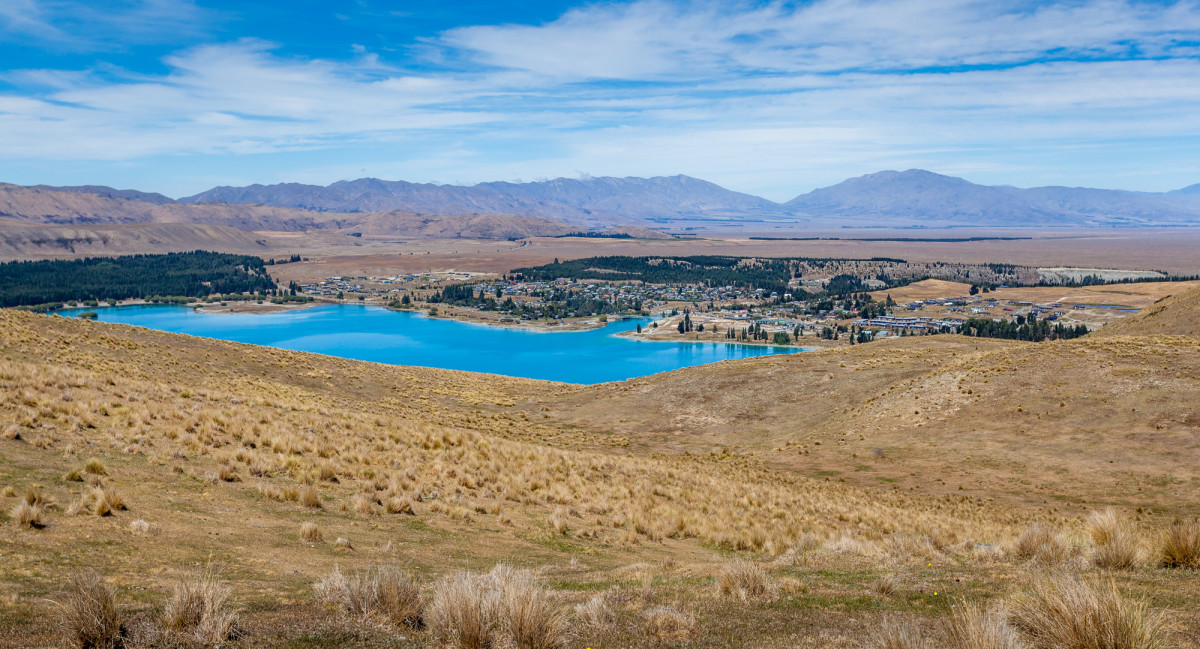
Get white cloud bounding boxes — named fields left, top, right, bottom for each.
left=1, top=0, right=1199, bottom=196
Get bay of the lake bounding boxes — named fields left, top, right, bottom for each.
left=67, top=304, right=801, bottom=384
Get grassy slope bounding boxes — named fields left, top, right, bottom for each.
left=1, top=300, right=1199, bottom=647
left=545, top=331, right=1200, bottom=518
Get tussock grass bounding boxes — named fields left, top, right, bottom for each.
left=871, top=616, right=928, bottom=649
left=70, top=486, right=126, bottom=517
left=161, top=568, right=238, bottom=644
left=716, top=558, right=777, bottom=600
left=314, top=564, right=423, bottom=628
left=428, top=570, right=500, bottom=649
left=1012, top=524, right=1075, bottom=565
left=300, top=521, right=322, bottom=542
left=1009, top=572, right=1170, bottom=649
left=942, top=601, right=1025, bottom=649
left=52, top=572, right=122, bottom=649
left=299, top=485, right=321, bottom=509
left=1087, top=509, right=1141, bottom=571
left=11, top=500, right=44, bottom=528
left=1159, top=521, right=1200, bottom=569
left=427, top=564, right=566, bottom=649
left=640, top=606, right=696, bottom=648
left=84, top=457, right=106, bottom=475
left=574, top=594, right=614, bottom=630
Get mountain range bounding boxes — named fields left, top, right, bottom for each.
left=177, top=170, right=1200, bottom=228
left=4, top=170, right=1200, bottom=235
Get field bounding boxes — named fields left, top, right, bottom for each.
left=254, top=228, right=1200, bottom=283
left=2, top=283, right=1200, bottom=647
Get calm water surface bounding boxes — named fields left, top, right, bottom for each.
left=69, top=304, right=800, bottom=384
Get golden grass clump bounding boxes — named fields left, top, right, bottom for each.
left=427, top=564, right=566, bottom=649
left=1087, top=509, right=1141, bottom=570
left=1159, top=521, right=1200, bottom=569
left=716, top=558, right=777, bottom=601
left=314, top=564, right=423, bottom=628
left=427, top=569, right=499, bottom=649
left=490, top=563, right=567, bottom=649
left=84, top=457, right=107, bottom=475
left=574, top=594, right=614, bottom=631
left=161, top=568, right=238, bottom=644
left=11, top=500, right=44, bottom=529
left=299, top=485, right=321, bottom=508
left=71, top=486, right=126, bottom=517
left=300, top=521, right=322, bottom=542
left=1012, top=524, right=1074, bottom=565
left=942, top=601, right=1025, bottom=649
left=640, top=606, right=697, bottom=648
left=1008, top=572, right=1170, bottom=649
left=53, top=572, right=122, bottom=649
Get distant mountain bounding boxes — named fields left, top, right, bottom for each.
left=0, top=184, right=581, bottom=244
left=180, top=175, right=787, bottom=227
left=29, top=184, right=176, bottom=205
left=8, top=170, right=1200, bottom=234
left=785, top=170, right=1200, bottom=227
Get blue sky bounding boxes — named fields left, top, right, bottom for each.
left=1, top=0, right=1199, bottom=200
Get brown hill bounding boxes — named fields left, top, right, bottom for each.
left=1094, top=285, right=1200, bottom=338
left=542, top=332, right=1200, bottom=519
left=0, top=184, right=578, bottom=245
left=0, top=222, right=270, bottom=260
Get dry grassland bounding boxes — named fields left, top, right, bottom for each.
left=1, top=295, right=1199, bottom=647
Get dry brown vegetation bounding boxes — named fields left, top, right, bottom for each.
left=1, top=288, right=1199, bottom=647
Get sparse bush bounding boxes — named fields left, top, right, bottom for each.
left=717, top=558, right=777, bottom=600
left=1159, top=521, right=1200, bottom=569
left=53, top=572, right=122, bottom=649
left=161, top=568, right=238, bottom=644
left=301, top=521, right=322, bottom=542
left=129, top=519, right=150, bottom=535
left=942, top=601, right=1025, bottom=649
left=1009, top=572, right=1169, bottom=649
left=334, top=537, right=353, bottom=549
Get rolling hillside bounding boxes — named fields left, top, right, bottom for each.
left=2, top=290, right=1199, bottom=646
left=0, top=184, right=581, bottom=251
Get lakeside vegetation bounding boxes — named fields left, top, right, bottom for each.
left=0, top=251, right=278, bottom=309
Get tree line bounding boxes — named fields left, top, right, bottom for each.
left=0, top=251, right=278, bottom=308
left=961, top=317, right=1089, bottom=342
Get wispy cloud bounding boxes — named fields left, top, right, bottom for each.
left=1, top=0, right=1198, bottom=197
left=0, top=0, right=213, bottom=50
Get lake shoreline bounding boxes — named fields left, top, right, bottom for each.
left=56, top=302, right=803, bottom=383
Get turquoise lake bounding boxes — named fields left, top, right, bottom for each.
left=66, top=304, right=800, bottom=384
